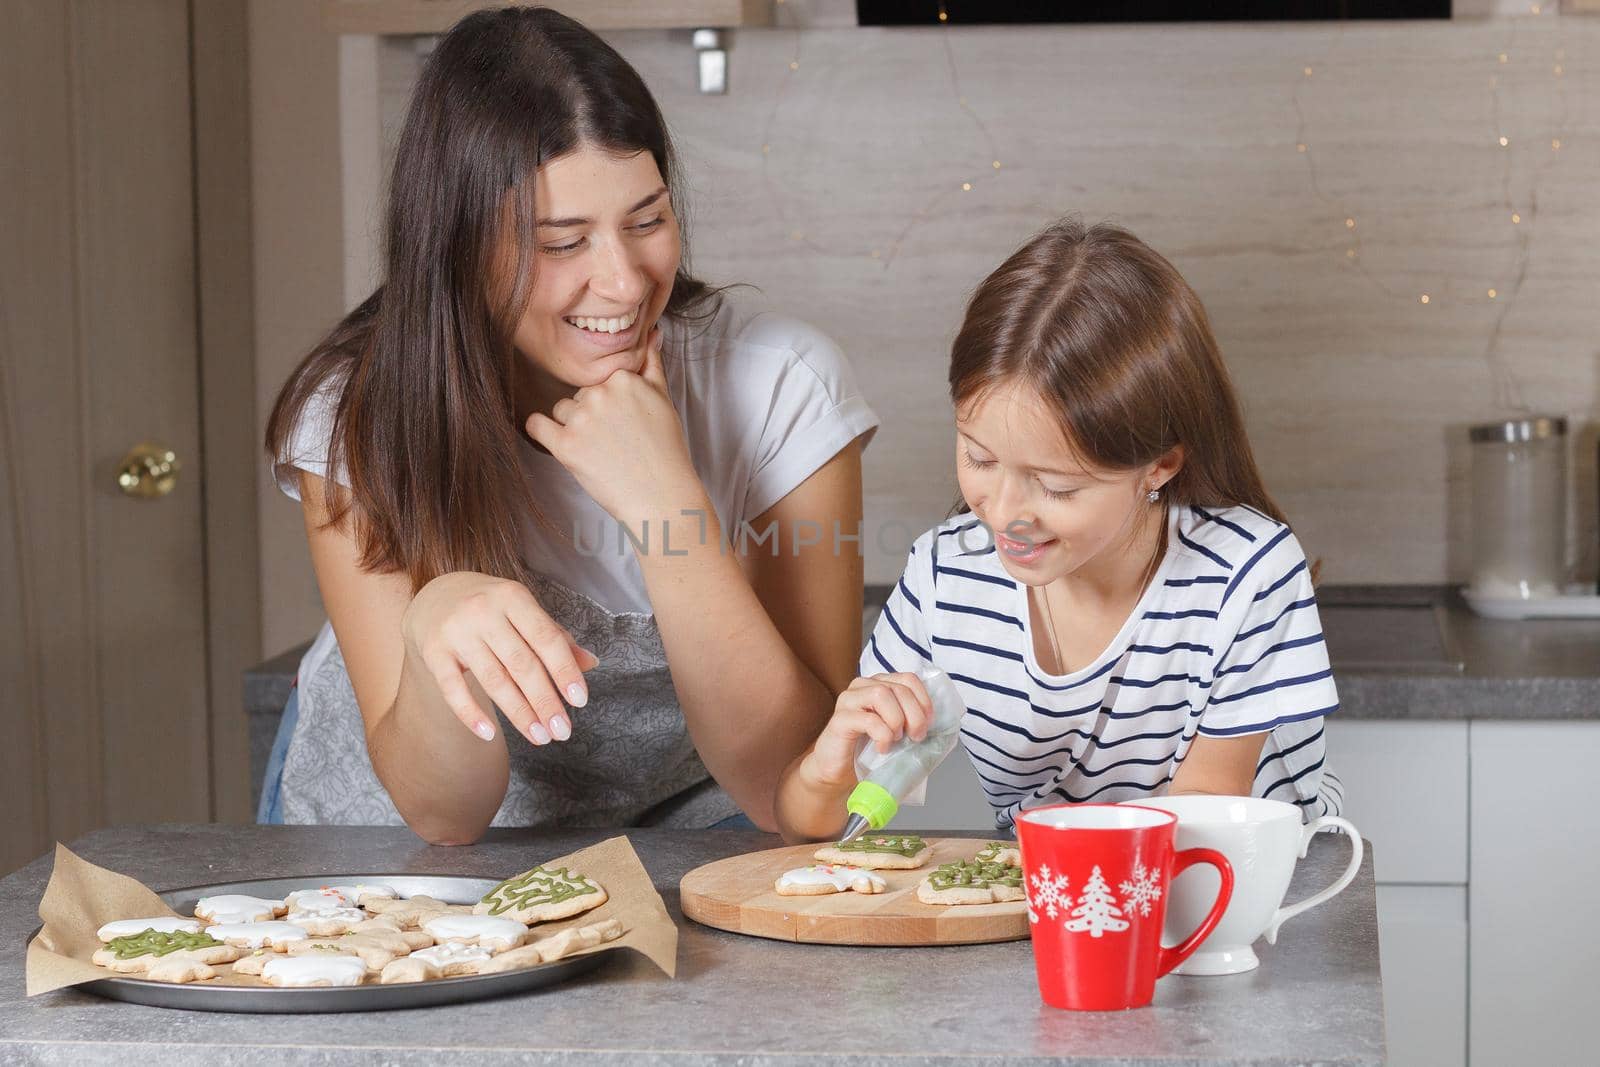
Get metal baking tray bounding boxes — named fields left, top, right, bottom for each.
left=69, top=874, right=607, bottom=1013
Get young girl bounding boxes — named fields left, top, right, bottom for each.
left=776, top=219, right=1341, bottom=842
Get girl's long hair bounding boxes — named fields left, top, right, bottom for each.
left=948, top=218, right=1287, bottom=525
left=266, top=5, right=720, bottom=589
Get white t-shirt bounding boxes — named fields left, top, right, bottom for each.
left=271, top=295, right=880, bottom=827
left=866, top=505, right=1342, bottom=831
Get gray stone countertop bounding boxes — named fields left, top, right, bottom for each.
left=1315, top=585, right=1600, bottom=720
left=2, top=825, right=1384, bottom=1066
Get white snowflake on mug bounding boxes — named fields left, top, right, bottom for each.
left=1063, top=865, right=1130, bottom=937
left=1118, top=861, right=1163, bottom=918
left=1027, top=864, right=1069, bottom=923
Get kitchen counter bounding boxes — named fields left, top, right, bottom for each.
left=1, top=825, right=1384, bottom=1066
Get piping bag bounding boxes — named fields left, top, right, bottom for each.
left=838, top=667, right=966, bottom=842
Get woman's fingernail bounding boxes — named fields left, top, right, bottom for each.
left=550, top=714, right=572, bottom=741
left=528, top=722, right=551, bottom=745
left=566, top=683, right=588, bottom=708
left=473, top=720, right=495, bottom=741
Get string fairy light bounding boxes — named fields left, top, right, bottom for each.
left=757, top=0, right=1007, bottom=270
left=1290, top=6, right=1571, bottom=412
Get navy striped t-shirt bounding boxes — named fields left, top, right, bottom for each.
left=863, top=504, right=1343, bottom=830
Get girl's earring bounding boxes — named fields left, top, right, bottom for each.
left=1146, top=487, right=1160, bottom=503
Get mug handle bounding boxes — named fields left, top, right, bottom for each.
left=1156, top=847, right=1235, bottom=978
left=1263, top=816, right=1364, bottom=945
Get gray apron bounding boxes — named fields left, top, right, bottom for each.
left=278, top=572, right=739, bottom=828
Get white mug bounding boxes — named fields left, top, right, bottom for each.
left=1132, top=795, right=1363, bottom=976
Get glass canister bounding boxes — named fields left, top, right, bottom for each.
left=1467, top=416, right=1568, bottom=599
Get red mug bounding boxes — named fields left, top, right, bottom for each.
left=1017, top=802, right=1234, bottom=1011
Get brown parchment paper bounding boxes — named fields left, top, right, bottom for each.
left=26, top=835, right=677, bottom=997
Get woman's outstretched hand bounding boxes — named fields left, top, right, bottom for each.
left=525, top=325, right=708, bottom=533
left=400, top=571, right=599, bottom=746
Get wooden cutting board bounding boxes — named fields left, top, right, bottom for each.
left=679, top=837, right=1028, bottom=946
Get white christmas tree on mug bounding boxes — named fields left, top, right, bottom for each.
left=1064, top=865, right=1130, bottom=937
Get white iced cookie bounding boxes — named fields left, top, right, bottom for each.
left=477, top=918, right=626, bottom=974
left=379, top=942, right=493, bottom=984
left=260, top=954, right=368, bottom=987
left=423, top=914, right=528, bottom=952
left=774, top=864, right=887, bottom=896
left=285, top=906, right=367, bottom=936
left=195, top=894, right=285, bottom=924
left=286, top=932, right=406, bottom=972
left=96, top=916, right=204, bottom=942
left=203, top=921, right=308, bottom=950
left=284, top=888, right=351, bottom=913
left=328, top=883, right=396, bottom=906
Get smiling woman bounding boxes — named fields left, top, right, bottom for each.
left=261, top=6, right=878, bottom=841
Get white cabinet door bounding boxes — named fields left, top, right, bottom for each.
left=1325, top=721, right=1469, bottom=884
left=1377, top=886, right=1467, bottom=1067
left=1469, top=722, right=1600, bottom=1066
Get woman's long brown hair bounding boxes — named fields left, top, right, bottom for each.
left=266, top=6, right=721, bottom=590
left=948, top=218, right=1287, bottom=525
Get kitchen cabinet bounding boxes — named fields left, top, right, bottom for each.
left=1377, top=885, right=1468, bottom=1067
left=1469, top=722, right=1600, bottom=1066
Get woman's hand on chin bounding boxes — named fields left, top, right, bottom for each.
left=525, top=325, right=709, bottom=529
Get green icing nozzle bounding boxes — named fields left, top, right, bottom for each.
left=846, top=780, right=898, bottom=831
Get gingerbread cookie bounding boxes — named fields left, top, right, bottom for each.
left=916, top=857, right=1026, bottom=905
left=362, top=894, right=471, bottom=928
left=92, top=929, right=244, bottom=983
left=475, top=866, right=607, bottom=924
left=349, top=917, right=434, bottom=950
left=774, top=864, right=887, bottom=896
left=813, top=834, right=931, bottom=870
left=194, top=894, right=285, bottom=924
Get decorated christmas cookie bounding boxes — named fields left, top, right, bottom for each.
left=259, top=954, right=368, bottom=987
left=362, top=894, right=471, bottom=928
left=774, top=864, right=887, bottom=896
left=285, top=929, right=412, bottom=971
left=204, top=920, right=308, bottom=950
left=92, top=929, right=244, bottom=983
left=813, top=834, right=931, bottom=870
left=95, top=916, right=204, bottom=942
left=477, top=918, right=626, bottom=973
left=423, top=914, right=529, bottom=952
left=284, top=905, right=367, bottom=936
left=916, top=857, right=1026, bottom=906
left=194, top=894, right=285, bottom=924
left=973, top=841, right=1022, bottom=868
left=379, top=941, right=494, bottom=983
left=475, top=866, right=607, bottom=924
left=284, top=888, right=352, bottom=913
